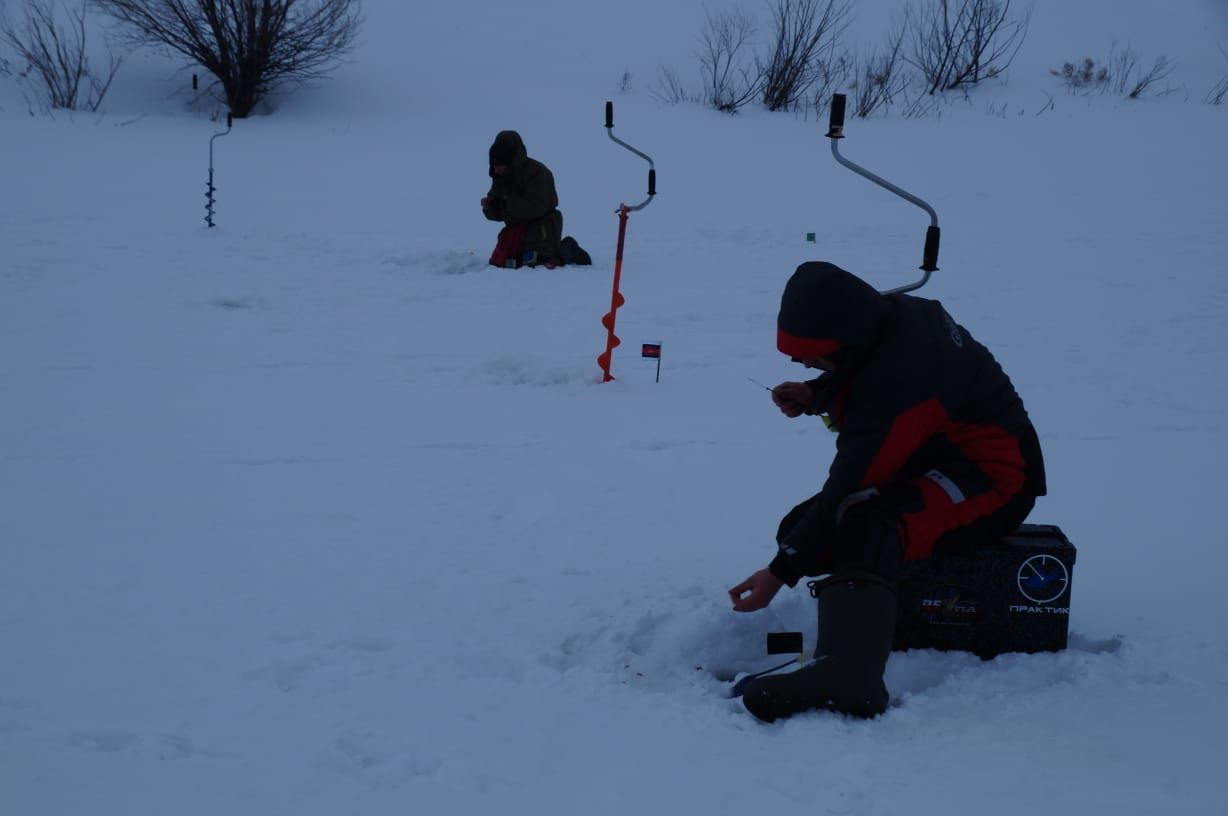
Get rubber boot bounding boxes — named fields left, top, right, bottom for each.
left=742, top=576, right=896, bottom=722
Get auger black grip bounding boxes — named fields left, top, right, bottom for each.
left=921, top=225, right=940, bottom=271
left=826, top=94, right=846, bottom=138
left=647, top=168, right=656, bottom=196
left=227, top=113, right=233, bottom=128
left=605, top=101, right=613, bottom=129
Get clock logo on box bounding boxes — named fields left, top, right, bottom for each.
left=1016, top=554, right=1070, bottom=605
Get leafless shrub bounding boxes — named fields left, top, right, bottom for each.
left=1106, top=44, right=1137, bottom=96
left=1050, top=57, right=1108, bottom=91
left=94, top=0, right=361, bottom=118
left=811, top=50, right=853, bottom=118
left=759, top=0, right=853, bottom=112
left=1052, top=46, right=1176, bottom=100
left=1127, top=59, right=1174, bottom=98
left=650, top=64, right=696, bottom=105
left=1209, top=75, right=1228, bottom=105
left=851, top=19, right=908, bottom=117
left=899, top=85, right=943, bottom=118
left=1034, top=89, right=1054, bottom=116
left=697, top=7, right=763, bottom=113
left=1108, top=43, right=1174, bottom=99
left=0, top=0, right=122, bottom=112
left=1208, top=46, right=1228, bottom=105
left=908, top=0, right=1030, bottom=95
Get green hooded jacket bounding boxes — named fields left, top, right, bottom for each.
left=483, top=130, right=563, bottom=263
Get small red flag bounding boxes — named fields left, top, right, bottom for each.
left=641, top=343, right=661, bottom=359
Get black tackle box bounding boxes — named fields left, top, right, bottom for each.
left=892, top=523, right=1077, bottom=659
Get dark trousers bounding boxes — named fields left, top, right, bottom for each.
left=784, top=484, right=1038, bottom=585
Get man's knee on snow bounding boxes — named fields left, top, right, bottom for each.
left=831, top=497, right=905, bottom=582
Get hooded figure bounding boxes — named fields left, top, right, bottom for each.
left=482, top=130, right=564, bottom=268
left=730, top=261, right=1046, bottom=722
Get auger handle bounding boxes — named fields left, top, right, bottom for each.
left=826, top=93, right=845, bottom=139
left=605, top=101, right=656, bottom=212
left=824, top=94, right=940, bottom=292
left=922, top=225, right=940, bottom=273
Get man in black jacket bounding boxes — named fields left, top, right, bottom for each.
left=729, top=262, right=1046, bottom=722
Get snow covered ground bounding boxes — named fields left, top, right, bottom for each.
left=2, top=0, right=1227, bottom=813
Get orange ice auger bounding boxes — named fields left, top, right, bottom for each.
left=598, top=101, right=656, bottom=382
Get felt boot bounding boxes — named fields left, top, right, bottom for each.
left=743, top=576, right=896, bottom=722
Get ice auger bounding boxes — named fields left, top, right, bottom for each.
left=598, top=102, right=656, bottom=382
left=205, top=113, right=233, bottom=228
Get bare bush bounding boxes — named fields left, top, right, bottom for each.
left=1209, top=75, right=1228, bottom=105
left=1108, top=43, right=1174, bottom=99
left=759, top=0, right=853, bottom=112
left=1208, top=46, right=1228, bottom=105
left=851, top=20, right=908, bottom=118
left=811, top=50, right=853, bottom=117
left=1050, top=57, right=1108, bottom=92
left=900, top=84, right=943, bottom=118
left=0, top=0, right=122, bottom=111
left=908, top=0, right=1030, bottom=95
left=651, top=65, right=696, bottom=105
left=1033, top=89, right=1054, bottom=116
left=1051, top=47, right=1176, bottom=100
left=94, top=0, right=361, bottom=118
left=697, top=7, right=762, bottom=113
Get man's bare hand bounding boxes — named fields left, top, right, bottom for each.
left=729, top=568, right=784, bottom=612
left=771, top=381, right=814, bottom=417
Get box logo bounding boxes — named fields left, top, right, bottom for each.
left=1016, top=554, right=1069, bottom=604
left=918, top=586, right=980, bottom=625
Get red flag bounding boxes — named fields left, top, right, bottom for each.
left=641, top=343, right=661, bottom=359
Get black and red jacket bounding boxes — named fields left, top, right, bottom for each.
left=769, top=262, right=1046, bottom=585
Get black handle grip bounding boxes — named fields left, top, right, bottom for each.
left=647, top=168, right=656, bottom=196
left=826, top=93, right=846, bottom=138
left=766, top=631, right=804, bottom=655
left=605, top=101, right=613, bottom=129
left=921, top=225, right=940, bottom=272
left=227, top=113, right=233, bottom=128
left=192, top=73, right=198, bottom=91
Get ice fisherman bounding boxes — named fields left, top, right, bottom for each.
left=481, top=130, right=589, bottom=269
left=729, top=262, right=1047, bottom=722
